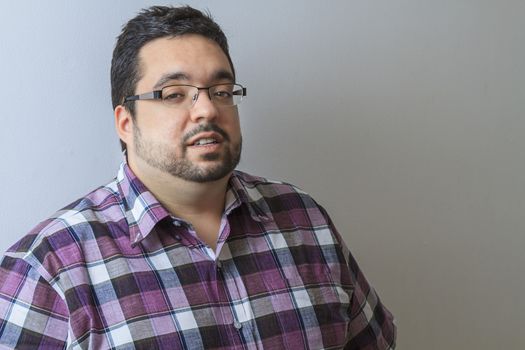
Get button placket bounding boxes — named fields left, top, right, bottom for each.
left=217, top=259, right=247, bottom=332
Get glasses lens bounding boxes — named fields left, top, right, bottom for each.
left=210, top=84, right=244, bottom=106
left=161, top=85, right=197, bottom=107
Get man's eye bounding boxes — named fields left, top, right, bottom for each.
left=163, top=93, right=185, bottom=101
left=214, top=90, right=233, bottom=98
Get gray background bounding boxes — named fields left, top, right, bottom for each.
left=1, top=1, right=524, bottom=349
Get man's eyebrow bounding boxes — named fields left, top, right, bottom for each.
left=212, top=70, right=235, bottom=83
left=153, top=72, right=190, bottom=90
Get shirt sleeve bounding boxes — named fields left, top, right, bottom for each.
left=0, top=254, right=68, bottom=349
left=343, top=247, right=397, bottom=350
left=318, top=205, right=397, bottom=350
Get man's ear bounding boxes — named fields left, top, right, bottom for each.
left=115, top=105, right=134, bottom=147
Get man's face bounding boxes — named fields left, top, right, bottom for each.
left=128, top=34, right=242, bottom=183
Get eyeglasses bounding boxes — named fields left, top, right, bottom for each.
left=123, top=83, right=247, bottom=109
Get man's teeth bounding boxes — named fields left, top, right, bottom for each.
left=194, top=138, right=217, bottom=146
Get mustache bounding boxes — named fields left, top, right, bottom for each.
left=182, top=123, right=230, bottom=144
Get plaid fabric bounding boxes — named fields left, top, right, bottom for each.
left=0, top=162, right=396, bottom=349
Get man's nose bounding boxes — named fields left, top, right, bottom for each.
left=189, top=88, right=218, bottom=122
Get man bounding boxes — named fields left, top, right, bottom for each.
left=0, top=5, right=395, bottom=349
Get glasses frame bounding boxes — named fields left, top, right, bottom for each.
left=123, top=83, right=247, bottom=108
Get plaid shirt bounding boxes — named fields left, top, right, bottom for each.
left=0, top=162, right=396, bottom=349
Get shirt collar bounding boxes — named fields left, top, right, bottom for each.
left=116, top=161, right=272, bottom=247
left=116, top=162, right=171, bottom=247
left=227, top=171, right=274, bottom=223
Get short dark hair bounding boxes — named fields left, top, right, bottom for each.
left=110, top=5, right=235, bottom=150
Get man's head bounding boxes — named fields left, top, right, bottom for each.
left=111, top=5, right=235, bottom=116
left=112, top=6, right=242, bottom=183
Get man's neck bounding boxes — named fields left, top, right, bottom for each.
left=128, top=160, right=230, bottom=221
left=126, top=153, right=234, bottom=250
left=142, top=169, right=229, bottom=251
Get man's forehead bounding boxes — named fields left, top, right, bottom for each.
left=136, top=35, right=233, bottom=87
left=152, top=70, right=234, bottom=90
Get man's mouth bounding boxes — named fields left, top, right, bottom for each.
left=193, top=138, right=219, bottom=146
left=187, top=131, right=224, bottom=147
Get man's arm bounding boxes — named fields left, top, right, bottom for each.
left=0, top=255, right=68, bottom=349
left=344, top=248, right=397, bottom=349
left=317, top=205, right=397, bottom=349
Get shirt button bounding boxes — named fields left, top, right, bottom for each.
left=173, top=220, right=181, bottom=227
left=233, top=321, right=242, bottom=330
left=174, top=234, right=182, bottom=241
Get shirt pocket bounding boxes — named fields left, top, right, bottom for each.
left=248, top=231, right=350, bottom=348
left=259, top=228, right=352, bottom=326
left=281, top=242, right=351, bottom=315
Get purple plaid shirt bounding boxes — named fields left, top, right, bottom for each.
left=0, top=162, right=395, bottom=349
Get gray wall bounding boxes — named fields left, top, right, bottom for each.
left=1, top=1, right=524, bottom=349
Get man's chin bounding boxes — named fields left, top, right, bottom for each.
left=172, top=143, right=241, bottom=182
left=198, top=152, right=222, bottom=162
left=180, top=167, right=233, bottom=183
left=165, top=158, right=234, bottom=183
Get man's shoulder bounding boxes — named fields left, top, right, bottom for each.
left=5, top=178, right=123, bottom=257
left=232, top=170, right=320, bottom=214
left=233, top=170, right=310, bottom=196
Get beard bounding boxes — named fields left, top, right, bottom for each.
left=133, top=123, right=242, bottom=183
